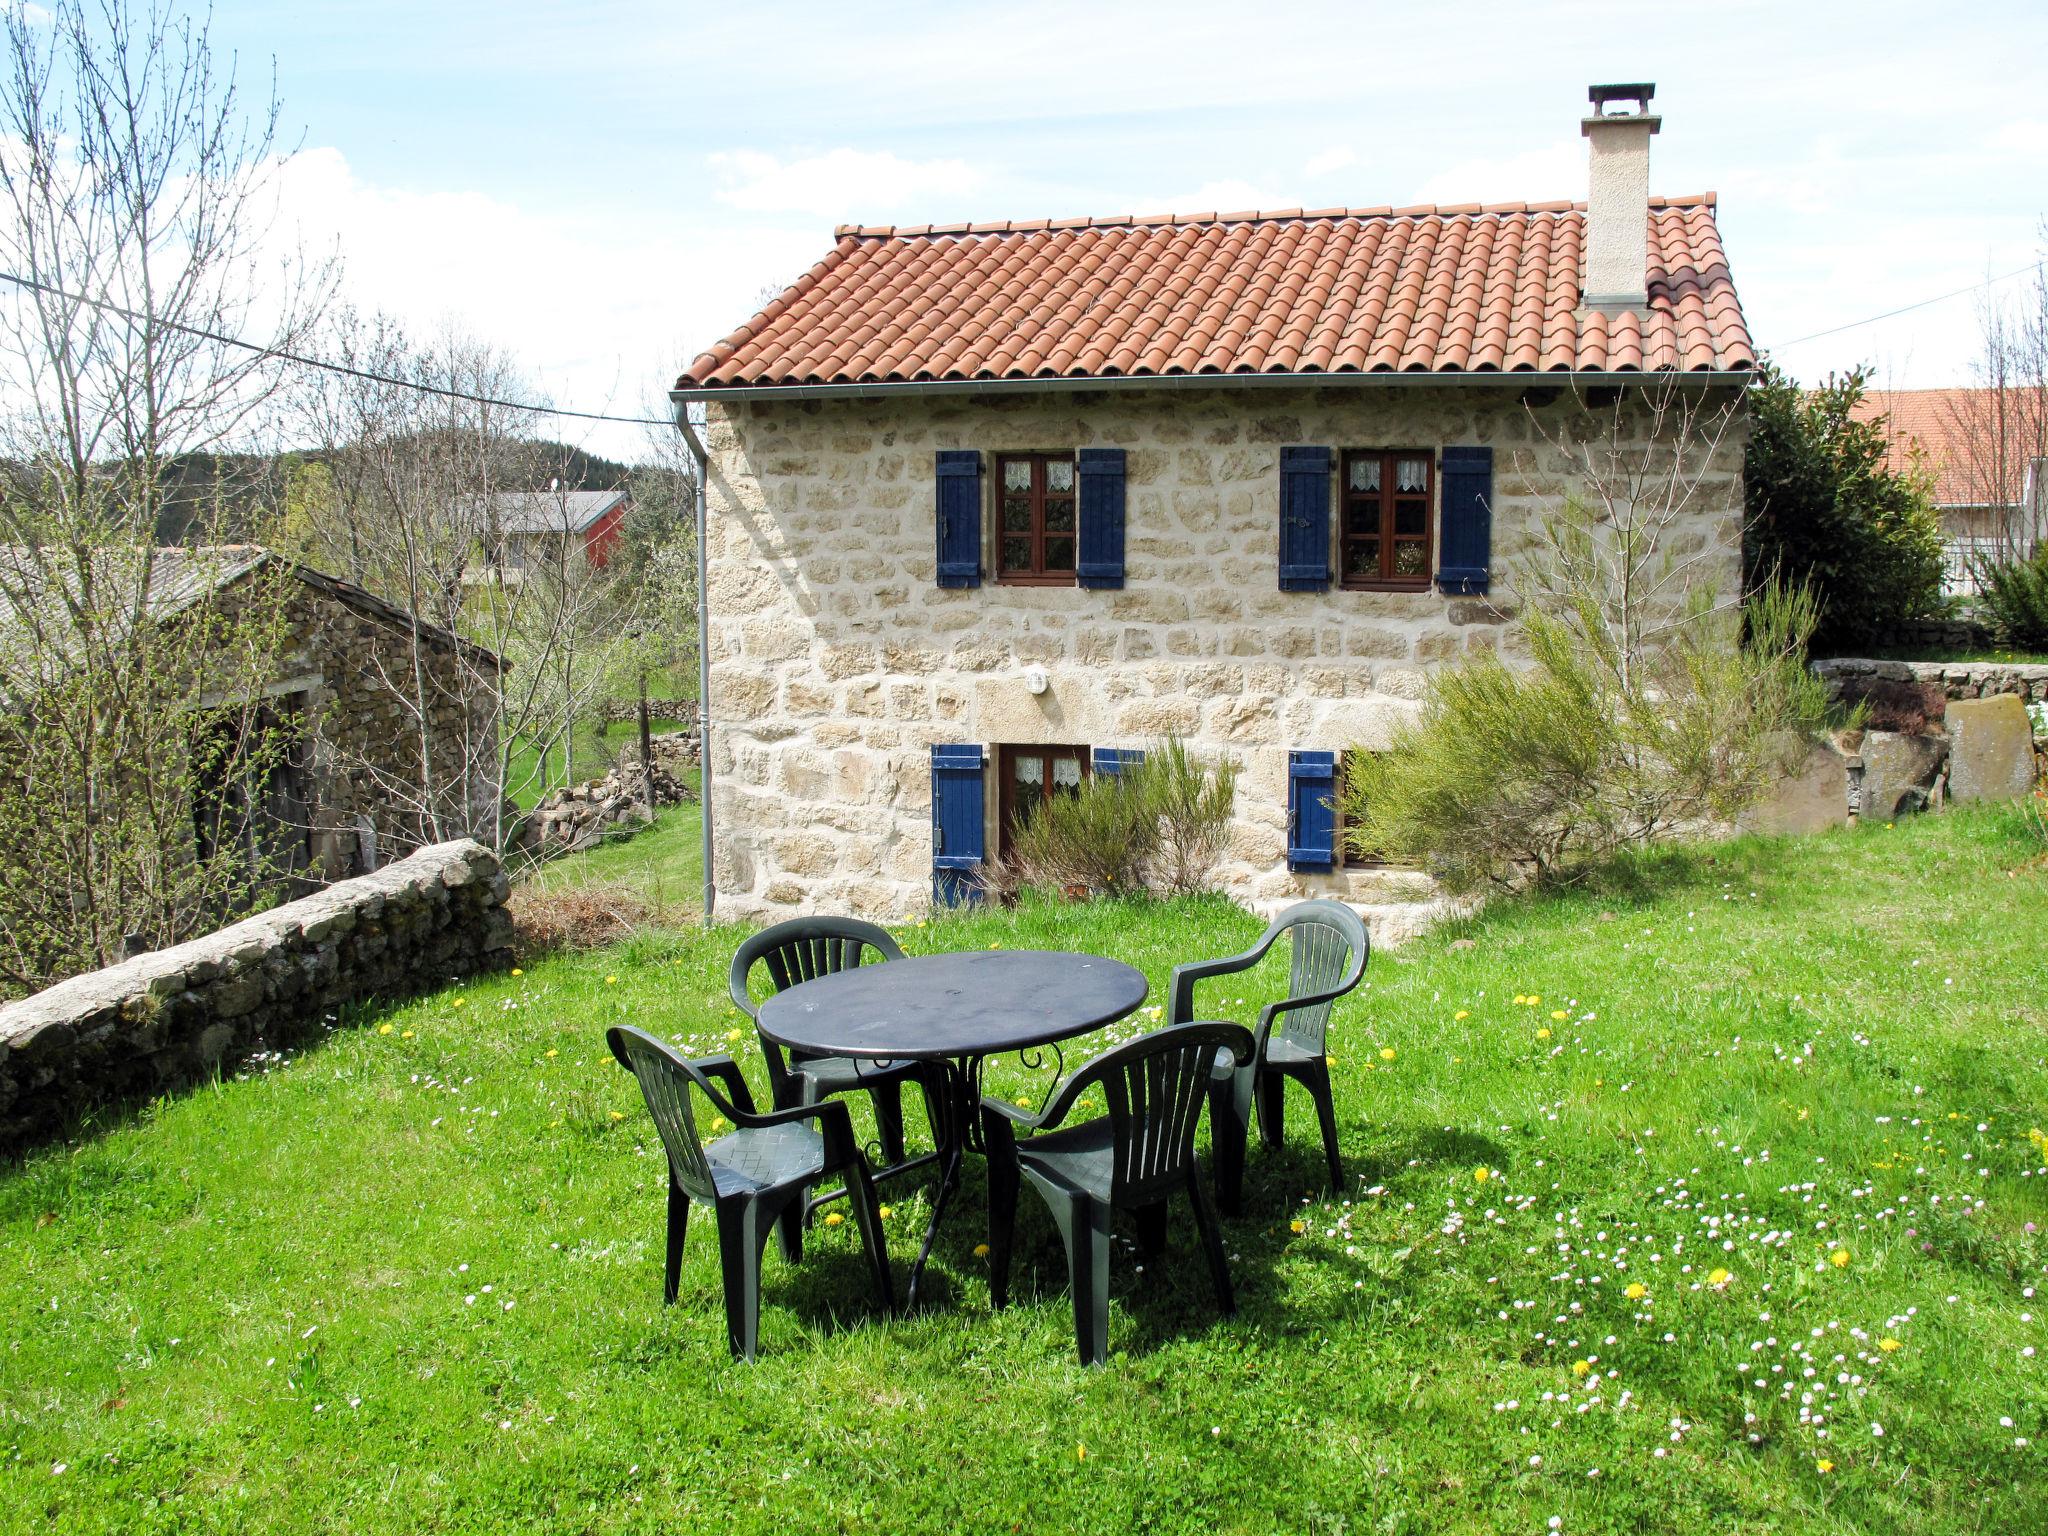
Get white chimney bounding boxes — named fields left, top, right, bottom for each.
left=1580, top=82, right=1659, bottom=315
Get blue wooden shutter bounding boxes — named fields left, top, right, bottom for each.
left=935, top=450, right=982, bottom=588
left=1093, top=747, right=1144, bottom=778
left=1437, top=446, right=1493, bottom=595
left=1287, top=750, right=1338, bottom=872
left=1278, top=446, right=1332, bottom=591
left=931, top=744, right=986, bottom=905
left=1076, top=448, right=1127, bottom=589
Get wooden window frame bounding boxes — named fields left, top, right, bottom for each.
left=994, top=452, right=1079, bottom=586
left=1339, top=449, right=1435, bottom=591
left=996, top=743, right=1090, bottom=859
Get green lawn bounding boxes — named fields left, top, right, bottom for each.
left=4, top=809, right=2047, bottom=1533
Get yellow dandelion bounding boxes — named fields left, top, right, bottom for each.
left=1708, top=1267, right=1732, bottom=1289
left=1076, top=1444, right=1086, bottom=1462
left=1290, top=1219, right=1306, bottom=1234
left=973, top=1242, right=990, bottom=1258
left=1325, top=1054, right=1336, bottom=1067
left=724, top=1027, right=743, bottom=1042
left=1550, top=1009, right=1567, bottom=1021
left=1379, top=1047, right=1397, bottom=1062
left=1878, top=1337, right=1901, bottom=1352
left=1536, top=1027, right=1551, bottom=1040
left=1830, top=1248, right=1851, bottom=1269
left=452, top=997, right=466, bottom=1008
left=709, top=1116, right=728, bottom=1133
left=608, top=1111, right=624, bottom=1121
left=401, top=1029, right=415, bottom=1039
left=1571, top=1360, right=1591, bottom=1378
left=1816, top=1458, right=1834, bottom=1474
left=545, top=1048, right=558, bottom=1058
left=1144, top=1006, right=1163, bottom=1020
left=1624, top=1282, right=1648, bottom=1300
left=377, top=1023, right=394, bottom=1036
left=823, top=1212, right=844, bottom=1227
left=1453, top=1009, right=1470, bottom=1020
left=1512, top=994, right=1528, bottom=1005
left=604, top=975, right=617, bottom=986
left=510, top=967, right=524, bottom=977
left=988, top=943, right=1001, bottom=950
left=878, top=1205, right=893, bottom=1219
left=1473, top=1167, right=1491, bottom=1184
left=1527, top=994, right=1541, bottom=1006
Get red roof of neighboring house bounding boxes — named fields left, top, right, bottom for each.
left=1855, top=388, right=2042, bottom=508
left=678, top=195, right=1753, bottom=393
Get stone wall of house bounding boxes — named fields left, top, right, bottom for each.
left=0, top=840, right=512, bottom=1155
left=701, top=384, right=1747, bottom=936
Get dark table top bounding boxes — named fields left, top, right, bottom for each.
left=755, top=949, right=1149, bottom=1061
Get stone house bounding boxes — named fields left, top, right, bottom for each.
left=672, top=84, right=1757, bottom=932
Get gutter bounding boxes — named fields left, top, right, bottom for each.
left=668, top=367, right=1755, bottom=406
left=672, top=404, right=715, bottom=929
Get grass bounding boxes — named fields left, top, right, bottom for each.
left=4, top=808, right=2047, bottom=1533
left=520, top=770, right=703, bottom=909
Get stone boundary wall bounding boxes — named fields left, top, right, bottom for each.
left=512, top=733, right=701, bottom=859
left=1814, top=657, right=2048, bottom=706
left=0, top=840, right=513, bottom=1155
left=1863, top=618, right=1993, bottom=654
left=587, top=698, right=700, bottom=730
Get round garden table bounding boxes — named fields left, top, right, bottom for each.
left=756, top=948, right=1148, bottom=1307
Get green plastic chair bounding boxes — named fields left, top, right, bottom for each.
left=729, top=917, right=922, bottom=1173
left=1167, top=899, right=1369, bottom=1212
left=980, top=1021, right=1255, bottom=1366
left=606, top=1025, right=894, bottom=1361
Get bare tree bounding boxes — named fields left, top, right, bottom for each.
left=291, top=310, right=655, bottom=858
left=1946, top=254, right=2048, bottom=561
left=0, top=1, right=333, bottom=992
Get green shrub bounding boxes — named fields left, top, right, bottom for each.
left=1003, top=737, right=1237, bottom=898
left=1744, top=362, right=1947, bottom=651
left=1343, top=543, right=1836, bottom=893
left=1972, top=543, right=2048, bottom=649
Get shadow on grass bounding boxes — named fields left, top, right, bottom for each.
left=721, top=1113, right=1517, bottom=1365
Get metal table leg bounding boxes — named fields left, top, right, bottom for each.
left=903, top=1056, right=978, bottom=1310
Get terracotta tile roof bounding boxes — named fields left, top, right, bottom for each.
left=680, top=195, right=1753, bottom=392
left=1854, top=388, right=2044, bottom=508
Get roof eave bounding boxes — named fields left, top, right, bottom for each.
left=670, top=367, right=1756, bottom=406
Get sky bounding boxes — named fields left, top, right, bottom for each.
left=194, top=0, right=2048, bottom=461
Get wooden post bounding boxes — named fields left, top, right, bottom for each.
left=638, top=669, right=655, bottom=819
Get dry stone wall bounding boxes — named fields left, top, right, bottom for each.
left=0, top=840, right=513, bottom=1154
left=702, top=384, right=1746, bottom=936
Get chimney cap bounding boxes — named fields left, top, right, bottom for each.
left=1588, top=82, right=1655, bottom=113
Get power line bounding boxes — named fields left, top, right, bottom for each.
left=0, top=268, right=679, bottom=428
left=1774, top=259, right=2045, bottom=349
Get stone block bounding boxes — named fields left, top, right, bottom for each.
left=1857, top=731, right=1948, bottom=818
left=1947, top=695, right=2038, bottom=803
left=1742, top=736, right=1848, bottom=835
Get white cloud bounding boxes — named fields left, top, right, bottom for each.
left=708, top=147, right=980, bottom=221
left=272, top=147, right=822, bottom=458
left=1412, top=139, right=1584, bottom=206
left=1301, top=146, right=1356, bottom=180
